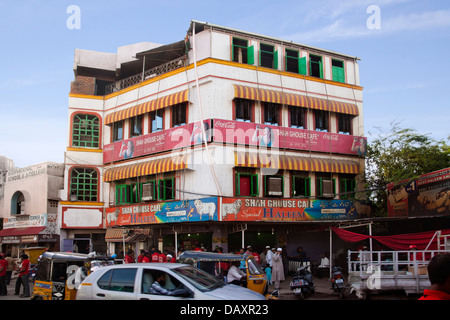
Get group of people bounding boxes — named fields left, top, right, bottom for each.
left=0, top=253, right=31, bottom=298
left=123, top=248, right=177, bottom=264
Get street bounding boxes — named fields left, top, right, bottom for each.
left=0, top=274, right=421, bottom=301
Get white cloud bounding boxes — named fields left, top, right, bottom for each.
left=281, top=8, right=450, bottom=43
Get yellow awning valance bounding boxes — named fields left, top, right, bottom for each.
left=103, top=154, right=189, bottom=182
left=235, top=152, right=359, bottom=174
left=234, top=85, right=359, bottom=116
left=105, top=89, right=189, bottom=125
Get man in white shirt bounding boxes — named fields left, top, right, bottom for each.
left=227, top=261, right=247, bottom=287
left=266, top=246, right=274, bottom=267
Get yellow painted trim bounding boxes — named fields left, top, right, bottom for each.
left=60, top=201, right=104, bottom=206
left=72, top=57, right=363, bottom=101
left=69, top=93, right=105, bottom=100
left=66, top=147, right=103, bottom=153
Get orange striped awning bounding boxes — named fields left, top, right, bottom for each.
left=234, top=85, right=358, bottom=116
left=103, top=154, right=189, bottom=182
left=105, top=89, right=189, bottom=125
left=235, top=152, right=359, bottom=174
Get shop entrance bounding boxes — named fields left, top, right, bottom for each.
left=169, top=232, right=212, bottom=251
left=228, top=231, right=277, bottom=254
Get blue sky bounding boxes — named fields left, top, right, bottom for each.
left=0, top=0, right=449, bottom=168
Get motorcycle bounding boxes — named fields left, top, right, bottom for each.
left=289, top=265, right=315, bottom=299
left=330, top=266, right=346, bottom=298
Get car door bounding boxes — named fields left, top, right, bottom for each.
left=135, top=267, right=193, bottom=300
left=91, top=267, right=138, bottom=300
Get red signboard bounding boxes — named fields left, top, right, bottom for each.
left=104, top=120, right=211, bottom=163
left=212, top=119, right=367, bottom=156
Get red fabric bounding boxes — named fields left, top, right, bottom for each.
left=331, top=227, right=450, bottom=251
left=19, top=259, right=30, bottom=276
left=0, top=226, right=46, bottom=236
left=419, top=289, right=450, bottom=300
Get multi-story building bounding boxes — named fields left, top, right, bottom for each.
left=63, top=20, right=367, bottom=258
left=0, top=161, right=63, bottom=255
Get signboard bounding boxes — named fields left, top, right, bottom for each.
left=104, top=120, right=211, bottom=163
left=3, top=214, right=48, bottom=229
left=105, top=197, right=218, bottom=227
left=388, top=167, right=450, bottom=217
left=221, top=197, right=358, bottom=222
left=212, top=119, right=367, bottom=156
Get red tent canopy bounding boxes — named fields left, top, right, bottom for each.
left=331, top=226, right=450, bottom=251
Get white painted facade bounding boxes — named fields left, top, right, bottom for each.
left=64, top=20, right=365, bottom=254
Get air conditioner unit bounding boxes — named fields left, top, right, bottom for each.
left=321, top=179, right=334, bottom=198
left=267, top=177, right=283, bottom=196
left=141, top=183, right=154, bottom=201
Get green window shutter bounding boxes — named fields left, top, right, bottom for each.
left=157, top=179, right=166, bottom=201
left=305, top=177, right=311, bottom=197
left=273, top=50, right=278, bottom=69
left=235, top=173, right=241, bottom=196
left=340, top=179, right=347, bottom=199
left=247, top=45, right=254, bottom=65
left=298, top=57, right=307, bottom=75
left=251, top=174, right=259, bottom=197
left=319, top=59, right=324, bottom=79
left=332, top=66, right=345, bottom=83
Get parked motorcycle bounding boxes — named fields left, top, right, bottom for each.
left=290, top=265, right=315, bottom=299
left=330, top=266, right=346, bottom=298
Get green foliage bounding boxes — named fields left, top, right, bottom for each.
left=365, top=122, right=450, bottom=216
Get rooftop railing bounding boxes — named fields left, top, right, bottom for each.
left=105, top=55, right=187, bottom=95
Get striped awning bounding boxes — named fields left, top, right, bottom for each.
left=105, top=89, right=189, bottom=125
left=235, top=152, right=359, bottom=174
left=234, top=85, right=358, bottom=116
left=103, top=154, right=189, bottom=182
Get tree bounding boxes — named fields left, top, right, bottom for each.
left=365, top=122, right=450, bottom=216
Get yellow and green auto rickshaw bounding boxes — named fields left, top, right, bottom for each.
left=31, top=251, right=114, bottom=300
left=178, top=250, right=268, bottom=295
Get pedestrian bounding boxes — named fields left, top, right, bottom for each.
left=137, top=249, right=146, bottom=263
left=271, top=248, right=285, bottom=296
left=4, top=253, right=16, bottom=285
left=124, top=250, right=135, bottom=263
left=15, top=254, right=30, bottom=298
left=151, top=250, right=160, bottom=262
left=142, top=251, right=151, bottom=263
left=251, top=248, right=261, bottom=264
left=265, top=246, right=273, bottom=267
left=264, top=264, right=272, bottom=285
left=419, top=253, right=450, bottom=300
left=0, top=254, right=8, bottom=296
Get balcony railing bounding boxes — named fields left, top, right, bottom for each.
left=105, top=55, right=187, bottom=95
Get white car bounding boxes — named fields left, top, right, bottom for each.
left=76, top=263, right=266, bottom=300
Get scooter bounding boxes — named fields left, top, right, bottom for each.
left=290, top=265, right=315, bottom=299
left=330, top=266, right=346, bottom=298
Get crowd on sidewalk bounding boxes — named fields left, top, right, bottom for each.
left=0, top=252, right=31, bottom=298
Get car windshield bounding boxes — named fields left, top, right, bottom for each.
left=172, top=266, right=225, bottom=292
left=247, top=257, right=264, bottom=275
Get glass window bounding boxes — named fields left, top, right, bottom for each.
left=235, top=99, right=252, bottom=122
left=338, top=114, right=352, bottom=135
left=263, top=102, right=280, bottom=126
left=70, top=167, right=98, bottom=202
left=72, top=114, right=100, bottom=148
left=150, top=109, right=163, bottom=133
left=309, top=54, right=323, bottom=79
left=97, top=268, right=137, bottom=293
left=315, top=110, right=329, bottom=132
left=172, top=103, right=186, bottom=127
left=232, top=38, right=248, bottom=64
left=289, top=106, right=306, bottom=129
left=113, top=121, right=124, bottom=142
left=260, top=43, right=278, bottom=69
left=130, top=115, right=143, bottom=137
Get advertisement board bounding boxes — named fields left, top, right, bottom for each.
left=103, top=120, right=211, bottom=163
left=105, top=197, right=218, bottom=227
left=221, top=197, right=358, bottom=222
left=212, top=119, right=367, bottom=156
left=387, top=167, right=450, bottom=217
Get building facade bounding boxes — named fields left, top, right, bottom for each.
left=0, top=161, right=63, bottom=256
left=64, top=20, right=367, bottom=259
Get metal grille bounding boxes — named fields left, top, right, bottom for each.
left=105, top=56, right=187, bottom=95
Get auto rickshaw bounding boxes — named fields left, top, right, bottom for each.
left=31, top=251, right=115, bottom=300
left=178, top=250, right=268, bottom=295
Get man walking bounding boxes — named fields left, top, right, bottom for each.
left=15, top=254, right=30, bottom=298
